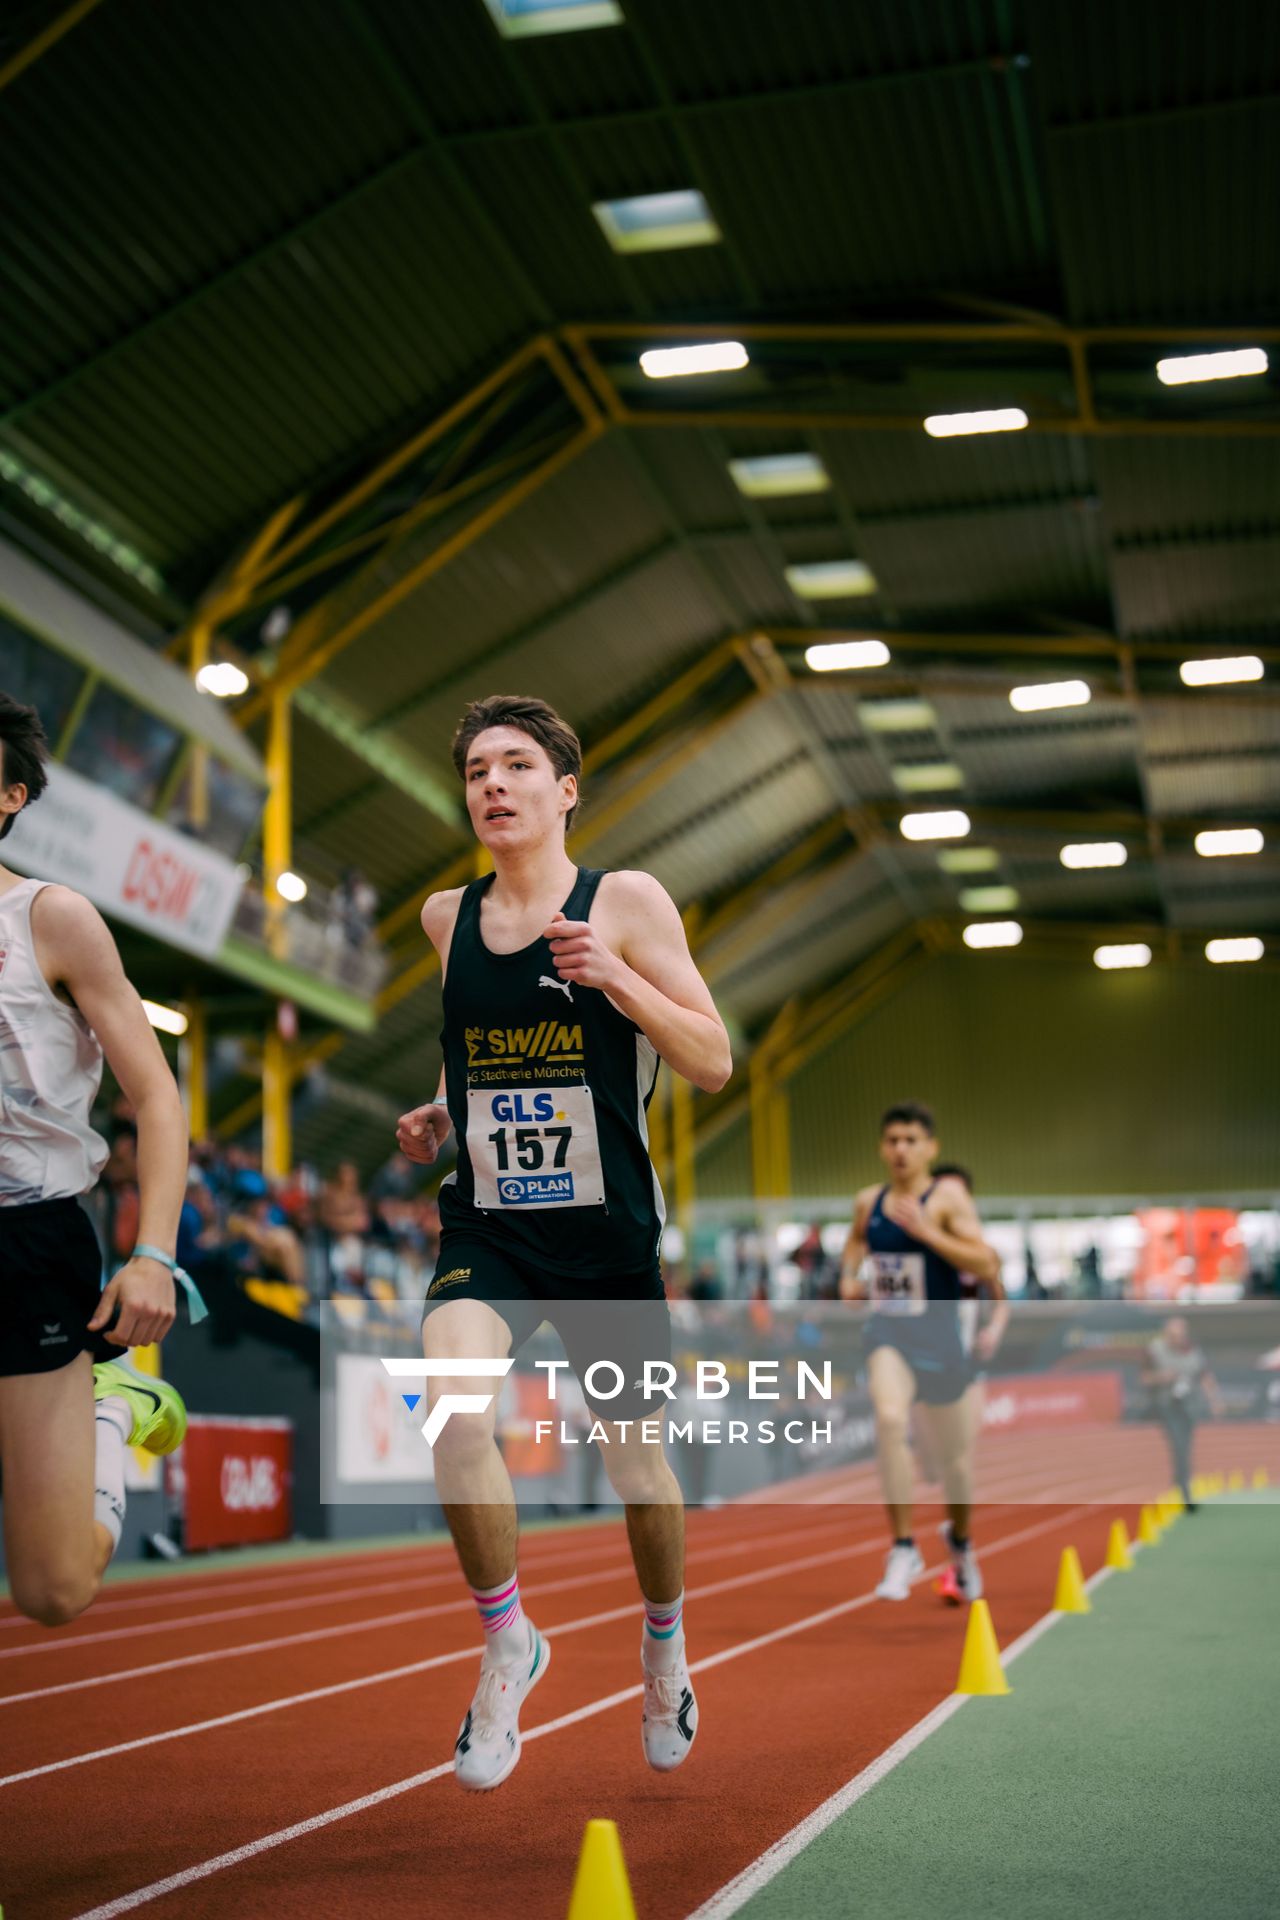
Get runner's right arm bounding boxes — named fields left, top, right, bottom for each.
left=395, top=889, right=462, bottom=1165
left=838, top=1190, right=873, bottom=1299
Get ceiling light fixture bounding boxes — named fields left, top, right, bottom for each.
left=1009, top=679, right=1091, bottom=713
left=962, top=921, right=1024, bottom=950
left=923, top=408, right=1029, bottom=438
left=640, top=341, right=748, bottom=379
left=1178, top=655, right=1264, bottom=687
left=900, top=810, right=971, bottom=842
left=1060, top=842, right=1128, bottom=869
left=804, top=639, right=890, bottom=671
left=1156, top=348, right=1267, bottom=387
left=1094, top=944, right=1152, bottom=971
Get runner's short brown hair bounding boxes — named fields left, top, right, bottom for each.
left=0, top=693, right=50, bottom=842
left=450, top=695, right=582, bottom=830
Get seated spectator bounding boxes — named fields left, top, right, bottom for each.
left=319, top=1160, right=370, bottom=1237
left=226, top=1171, right=305, bottom=1288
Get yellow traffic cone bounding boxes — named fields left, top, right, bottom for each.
left=1167, top=1487, right=1185, bottom=1515
left=955, top=1599, right=1010, bottom=1696
left=1155, top=1497, right=1174, bottom=1527
left=1253, top=1468, right=1270, bottom=1490
left=1228, top=1469, right=1244, bottom=1492
left=1105, top=1518, right=1133, bottom=1570
left=1053, top=1546, right=1091, bottom=1613
left=1136, top=1505, right=1161, bottom=1546
left=568, top=1820, right=637, bottom=1920
left=1190, top=1473, right=1208, bottom=1501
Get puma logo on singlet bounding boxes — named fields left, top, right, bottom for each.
left=538, top=974, right=573, bottom=1002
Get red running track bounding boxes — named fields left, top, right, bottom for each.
left=0, top=1480, right=1178, bottom=1919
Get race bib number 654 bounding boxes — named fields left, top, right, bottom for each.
left=467, top=1085, right=605, bottom=1210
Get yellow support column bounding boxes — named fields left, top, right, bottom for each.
left=262, top=1025, right=293, bottom=1178
left=750, top=1002, right=797, bottom=1203
left=264, top=689, right=292, bottom=960
left=180, top=993, right=209, bottom=1143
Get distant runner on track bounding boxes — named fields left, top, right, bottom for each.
left=840, top=1102, right=1005, bottom=1605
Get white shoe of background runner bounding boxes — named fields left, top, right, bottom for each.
left=939, top=1520, right=983, bottom=1600
left=454, top=1621, right=550, bottom=1791
left=875, top=1542, right=925, bottom=1601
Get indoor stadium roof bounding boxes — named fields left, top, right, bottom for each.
left=3, top=0, right=1278, bottom=1166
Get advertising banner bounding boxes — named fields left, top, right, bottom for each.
left=171, top=1415, right=294, bottom=1550
left=4, top=762, right=244, bottom=957
left=979, top=1370, right=1124, bottom=1432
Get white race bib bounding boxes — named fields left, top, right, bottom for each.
left=868, top=1251, right=927, bottom=1317
left=467, top=1085, right=605, bottom=1211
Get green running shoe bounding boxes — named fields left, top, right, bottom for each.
left=92, top=1360, right=188, bottom=1456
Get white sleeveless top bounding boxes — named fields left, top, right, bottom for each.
left=0, top=878, right=108, bottom=1205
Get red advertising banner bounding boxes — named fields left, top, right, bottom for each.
left=169, top=1415, right=294, bottom=1551
left=979, top=1370, right=1123, bottom=1433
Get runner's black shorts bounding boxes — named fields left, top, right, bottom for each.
left=0, top=1197, right=113, bottom=1377
left=865, top=1312, right=975, bottom=1407
left=422, top=1234, right=672, bottom=1420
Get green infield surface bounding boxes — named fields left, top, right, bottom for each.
left=706, top=1500, right=1279, bottom=1920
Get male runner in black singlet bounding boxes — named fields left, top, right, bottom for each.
left=840, top=1103, right=1004, bottom=1604
left=396, top=695, right=732, bottom=1791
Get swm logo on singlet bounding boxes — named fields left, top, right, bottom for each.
left=465, top=1021, right=584, bottom=1083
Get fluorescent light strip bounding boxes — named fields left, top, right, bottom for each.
left=785, top=560, right=878, bottom=599
left=640, top=341, right=748, bottom=379
left=1060, top=842, right=1128, bottom=870
left=0, top=448, right=167, bottom=595
left=1156, top=348, right=1267, bottom=387
left=1205, top=936, right=1264, bottom=964
left=1009, top=679, right=1091, bottom=713
left=483, top=0, right=622, bottom=37
left=960, top=885, right=1019, bottom=913
left=891, top=762, right=964, bottom=793
left=805, top=639, right=890, bottom=672
left=936, top=846, right=998, bottom=873
left=963, top=921, right=1023, bottom=950
left=142, top=1000, right=189, bottom=1036
left=1194, top=828, right=1264, bottom=858
left=1094, top=944, right=1152, bottom=971
left=593, top=190, right=719, bottom=254
left=860, top=698, right=936, bottom=733
left=900, top=810, right=970, bottom=842
left=923, top=408, right=1028, bottom=438
left=1179, top=655, right=1264, bottom=687
left=729, top=453, right=830, bottom=498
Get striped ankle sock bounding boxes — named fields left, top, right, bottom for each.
left=471, top=1573, right=528, bottom=1662
left=642, top=1590, right=684, bottom=1671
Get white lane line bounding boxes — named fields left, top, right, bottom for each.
left=1, top=1515, right=858, bottom=1707
left=0, top=1503, right=824, bottom=1652
left=0, top=1533, right=884, bottom=1788
left=64, top=1504, right=1093, bottom=1920
left=684, top=1549, right=1130, bottom=1916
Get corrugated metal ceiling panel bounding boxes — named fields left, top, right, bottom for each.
left=858, top=498, right=1110, bottom=620
left=1110, top=538, right=1280, bottom=639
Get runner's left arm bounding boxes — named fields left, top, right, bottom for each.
left=36, top=887, right=188, bottom=1347
left=545, top=873, right=732, bottom=1091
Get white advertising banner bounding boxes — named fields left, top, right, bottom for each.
left=5, top=762, right=244, bottom=958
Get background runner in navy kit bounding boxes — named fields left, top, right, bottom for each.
left=864, top=1181, right=972, bottom=1407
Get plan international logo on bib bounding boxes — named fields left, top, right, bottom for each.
left=498, top=1172, right=574, bottom=1204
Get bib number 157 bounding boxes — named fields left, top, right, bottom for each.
left=467, top=1085, right=605, bottom=1210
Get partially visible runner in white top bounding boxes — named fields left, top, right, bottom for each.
left=0, top=876, right=108, bottom=1205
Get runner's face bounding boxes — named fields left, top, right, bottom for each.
left=464, top=726, right=576, bottom=853
left=879, top=1123, right=935, bottom=1183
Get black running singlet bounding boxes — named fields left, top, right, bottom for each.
left=437, top=867, right=665, bottom=1278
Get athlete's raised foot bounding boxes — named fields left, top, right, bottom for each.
left=454, top=1621, right=549, bottom=1791
left=641, top=1643, right=698, bottom=1772
left=875, top=1541, right=925, bottom=1601
left=939, top=1520, right=983, bottom=1601
left=92, top=1360, right=188, bottom=1456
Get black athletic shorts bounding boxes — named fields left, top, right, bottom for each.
left=0, top=1197, right=113, bottom=1378
left=422, top=1234, right=672, bottom=1420
left=866, top=1312, right=975, bottom=1407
